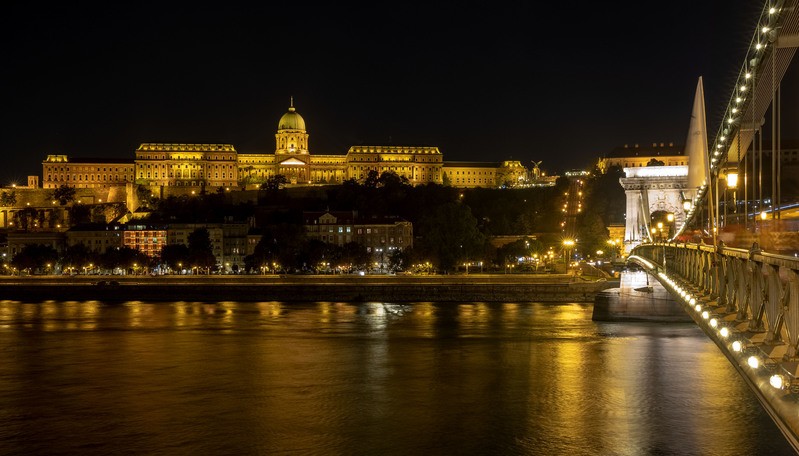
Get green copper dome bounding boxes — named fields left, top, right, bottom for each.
left=278, top=99, right=306, bottom=131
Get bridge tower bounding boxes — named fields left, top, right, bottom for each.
left=620, top=166, right=687, bottom=254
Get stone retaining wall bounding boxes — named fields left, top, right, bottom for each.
left=0, top=281, right=611, bottom=303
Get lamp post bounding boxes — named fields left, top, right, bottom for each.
left=562, top=239, right=575, bottom=269
left=655, top=222, right=668, bottom=271
left=726, top=171, right=738, bottom=226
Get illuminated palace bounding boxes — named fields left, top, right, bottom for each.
left=42, top=100, right=546, bottom=190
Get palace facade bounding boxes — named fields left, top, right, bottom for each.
left=42, top=101, right=541, bottom=190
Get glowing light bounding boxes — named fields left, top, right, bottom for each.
left=755, top=43, right=763, bottom=50
left=769, top=7, right=776, bottom=14
left=770, top=374, right=785, bottom=390
left=745, top=72, right=752, bottom=79
left=762, top=26, right=770, bottom=33
left=726, top=172, right=738, bottom=187
left=709, top=318, right=718, bottom=328
left=701, top=311, right=709, bottom=319
left=761, top=211, right=768, bottom=220
left=694, top=304, right=702, bottom=312
left=740, top=85, right=747, bottom=92
left=720, top=327, right=729, bottom=338
left=732, top=340, right=743, bottom=352
left=747, top=356, right=759, bottom=369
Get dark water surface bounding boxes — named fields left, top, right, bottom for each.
left=0, top=300, right=795, bottom=456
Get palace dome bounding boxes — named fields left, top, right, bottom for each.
left=278, top=102, right=306, bottom=131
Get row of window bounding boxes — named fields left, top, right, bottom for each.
left=307, top=225, right=409, bottom=237
left=454, top=179, right=493, bottom=184
left=140, top=172, right=229, bottom=179
left=139, top=164, right=235, bottom=169
left=449, top=170, right=495, bottom=176
left=315, top=234, right=405, bottom=244
left=48, top=174, right=130, bottom=182
left=47, top=166, right=130, bottom=172
left=137, top=154, right=235, bottom=161
left=349, top=156, right=441, bottom=162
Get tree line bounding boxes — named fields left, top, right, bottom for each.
left=6, top=168, right=627, bottom=274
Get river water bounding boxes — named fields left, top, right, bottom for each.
left=0, top=300, right=795, bottom=456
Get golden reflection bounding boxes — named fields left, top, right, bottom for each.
left=0, top=302, right=15, bottom=321
left=174, top=301, right=188, bottom=328
left=256, top=301, right=282, bottom=317
left=22, top=303, right=37, bottom=321
left=218, top=302, right=235, bottom=327
left=127, top=301, right=144, bottom=327
left=318, top=302, right=331, bottom=324
left=457, top=303, right=490, bottom=330
left=81, top=301, right=99, bottom=317
left=79, top=301, right=99, bottom=330
left=364, top=302, right=385, bottom=316
left=43, top=302, right=58, bottom=332
left=526, top=303, right=611, bottom=450
left=502, top=303, right=519, bottom=317
left=414, top=302, right=435, bottom=317
left=363, top=302, right=388, bottom=331
left=411, top=302, right=436, bottom=338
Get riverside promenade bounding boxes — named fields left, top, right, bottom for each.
left=0, top=274, right=617, bottom=303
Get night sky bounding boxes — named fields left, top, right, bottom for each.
left=2, top=1, right=796, bottom=185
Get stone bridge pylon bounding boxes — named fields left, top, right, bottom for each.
left=621, top=165, right=688, bottom=254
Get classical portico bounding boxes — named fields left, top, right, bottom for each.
left=620, top=165, right=688, bottom=253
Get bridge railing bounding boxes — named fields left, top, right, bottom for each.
left=631, top=242, right=799, bottom=390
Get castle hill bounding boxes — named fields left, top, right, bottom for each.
left=0, top=100, right=639, bottom=301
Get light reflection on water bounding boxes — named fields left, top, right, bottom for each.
left=0, top=301, right=795, bottom=456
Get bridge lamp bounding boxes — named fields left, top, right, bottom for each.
left=695, top=304, right=702, bottom=312
left=770, top=374, right=787, bottom=390
left=683, top=201, right=692, bottom=211
left=689, top=298, right=696, bottom=306
left=719, top=327, right=730, bottom=338
left=725, top=172, right=738, bottom=188
left=732, top=340, right=743, bottom=352
left=701, top=311, right=710, bottom=320
left=747, top=356, right=760, bottom=369
left=709, top=318, right=718, bottom=328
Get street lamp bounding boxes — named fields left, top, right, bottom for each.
left=376, top=247, right=384, bottom=273
left=562, top=239, right=575, bottom=267
left=726, top=171, right=738, bottom=226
